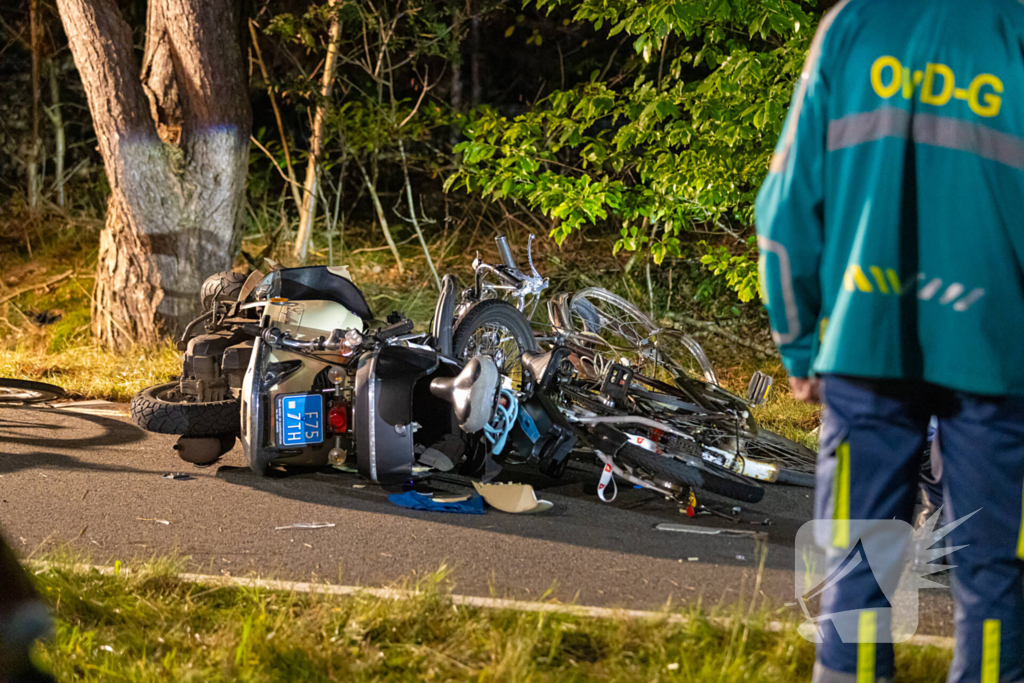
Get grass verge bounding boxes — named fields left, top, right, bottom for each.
left=28, top=558, right=951, bottom=682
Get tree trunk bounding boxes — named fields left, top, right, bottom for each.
left=249, top=19, right=302, bottom=211
left=27, top=0, right=41, bottom=210
left=45, top=59, right=66, bottom=208
left=470, top=12, right=481, bottom=105
left=293, top=0, right=343, bottom=264
left=57, top=0, right=251, bottom=349
left=449, top=33, right=462, bottom=149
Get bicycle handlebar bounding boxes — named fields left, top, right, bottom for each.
left=495, top=235, right=519, bottom=272
left=476, top=234, right=549, bottom=305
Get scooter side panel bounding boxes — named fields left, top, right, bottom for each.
left=355, top=349, right=415, bottom=483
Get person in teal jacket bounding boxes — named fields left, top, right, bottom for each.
left=756, top=1, right=1024, bottom=681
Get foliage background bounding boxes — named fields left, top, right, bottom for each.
left=0, top=0, right=826, bottom=361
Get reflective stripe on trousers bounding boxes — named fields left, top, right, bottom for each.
left=815, top=376, right=1024, bottom=683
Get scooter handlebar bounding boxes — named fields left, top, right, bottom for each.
left=375, top=318, right=414, bottom=342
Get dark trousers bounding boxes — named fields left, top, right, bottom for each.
left=814, top=375, right=1024, bottom=683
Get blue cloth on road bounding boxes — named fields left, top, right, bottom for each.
left=388, top=491, right=486, bottom=514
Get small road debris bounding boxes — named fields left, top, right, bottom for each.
left=655, top=523, right=761, bottom=539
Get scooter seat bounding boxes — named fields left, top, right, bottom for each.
left=429, top=356, right=499, bottom=433
left=259, top=266, right=374, bottom=321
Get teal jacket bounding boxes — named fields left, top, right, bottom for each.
left=755, top=0, right=1024, bottom=396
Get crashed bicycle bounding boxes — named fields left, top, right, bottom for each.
left=440, top=234, right=817, bottom=506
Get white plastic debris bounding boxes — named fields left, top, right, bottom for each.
left=274, top=523, right=336, bottom=530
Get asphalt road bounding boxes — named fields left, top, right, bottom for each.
left=0, top=403, right=954, bottom=635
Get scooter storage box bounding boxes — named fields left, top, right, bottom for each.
left=355, top=345, right=440, bottom=483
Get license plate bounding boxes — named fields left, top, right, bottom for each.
left=276, top=393, right=324, bottom=447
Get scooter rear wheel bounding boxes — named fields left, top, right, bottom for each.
left=131, top=382, right=240, bottom=437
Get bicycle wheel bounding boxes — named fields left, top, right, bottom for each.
left=625, top=386, right=816, bottom=487
left=0, top=379, right=66, bottom=404
left=452, top=299, right=538, bottom=392
left=616, top=440, right=765, bottom=504
left=567, top=288, right=717, bottom=385
left=558, top=382, right=764, bottom=503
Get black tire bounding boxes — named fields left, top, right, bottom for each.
left=200, top=271, right=247, bottom=311
left=776, top=469, right=816, bottom=488
left=617, top=442, right=765, bottom=504
left=452, top=299, right=538, bottom=390
left=131, top=382, right=240, bottom=437
left=0, top=379, right=65, bottom=404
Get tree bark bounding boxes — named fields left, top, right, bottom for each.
left=57, top=0, right=251, bottom=349
left=140, top=0, right=182, bottom=143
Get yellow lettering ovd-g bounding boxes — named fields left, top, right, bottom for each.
left=870, top=56, right=1003, bottom=117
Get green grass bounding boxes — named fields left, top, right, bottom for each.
left=26, top=557, right=951, bottom=682
left=716, top=360, right=822, bottom=451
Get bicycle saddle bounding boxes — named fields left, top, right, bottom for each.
left=429, top=356, right=500, bottom=433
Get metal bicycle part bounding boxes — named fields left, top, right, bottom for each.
left=626, top=387, right=813, bottom=486
left=739, top=429, right=817, bottom=486
left=557, top=381, right=765, bottom=501
left=0, top=379, right=66, bottom=404
left=566, top=287, right=717, bottom=385
left=467, top=234, right=549, bottom=315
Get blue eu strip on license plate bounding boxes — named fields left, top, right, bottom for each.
left=276, top=393, right=324, bottom=447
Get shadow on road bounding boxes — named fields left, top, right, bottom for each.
left=0, top=406, right=148, bottom=476
left=214, top=456, right=810, bottom=572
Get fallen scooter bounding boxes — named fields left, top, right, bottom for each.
left=131, top=264, right=564, bottom=484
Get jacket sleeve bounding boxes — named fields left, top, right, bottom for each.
left=754, top=17, right=835, bottom=379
